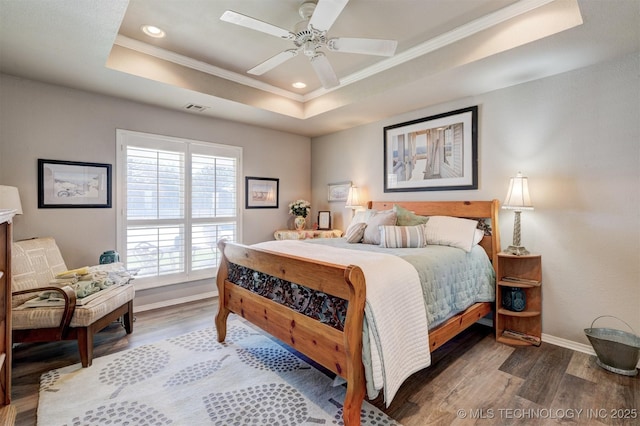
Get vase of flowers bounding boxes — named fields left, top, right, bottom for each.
left=294, top=216, right=306, bottom=230
left=289, top=199, right=310, bottom=230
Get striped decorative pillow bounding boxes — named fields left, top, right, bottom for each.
left=345, top=222, right=367, bottom=243
left=379, top=224, right=427, bottom=248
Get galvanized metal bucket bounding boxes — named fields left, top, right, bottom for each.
left=584, top=315, right=640, bottom=376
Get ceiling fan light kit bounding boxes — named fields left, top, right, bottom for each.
left=220, top=0, right=398, bottom=89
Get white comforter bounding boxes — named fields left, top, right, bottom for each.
left=253, top=240, right=431, bottom=405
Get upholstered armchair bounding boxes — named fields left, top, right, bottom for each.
left=11, top=237, right=135, bottom=367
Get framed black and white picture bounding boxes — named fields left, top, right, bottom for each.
left=384, top=106, right=478, bottom=192
left=38, top=159, right=112, bottom=208
left=245, top=176, right=279, bottom=209
left=317, top=211, right=331, bottom=230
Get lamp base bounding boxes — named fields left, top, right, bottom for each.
left=504, top=245, right=530, bottom=256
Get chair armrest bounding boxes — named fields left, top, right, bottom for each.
left=12, top=286, right=77, bottom=334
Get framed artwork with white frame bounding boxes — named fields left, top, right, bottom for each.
left=384, top=106, right=478, bottom=192
left=38, top=159, right=112, bottom=208
left=328, top=181, right=351, bottom=202
left=245, top=176, right=279, bottom=209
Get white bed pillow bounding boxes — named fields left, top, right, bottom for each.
left=351, top=209, right=377, bottom=224
left=379, top=224, right=428, bottom=248
left=344, top=209, right=378, bottom=243
left=474, top=228, right=485, bottom=246
left=362, top=210, right=397, bottom=245
left=424, top=216, right=480, bottom=252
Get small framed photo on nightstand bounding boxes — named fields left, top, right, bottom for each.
left=318, top=211, right=331, bottom=230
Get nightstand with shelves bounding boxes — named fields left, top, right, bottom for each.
left=495, top=253, right=542, bottom=346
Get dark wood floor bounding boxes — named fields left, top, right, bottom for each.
left=11, top=299, right=639, bottom=425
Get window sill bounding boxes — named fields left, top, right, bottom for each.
left=133, top=268, right=216, bottom=290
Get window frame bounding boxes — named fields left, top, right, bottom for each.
left=116, top=129, right=243, bottom=290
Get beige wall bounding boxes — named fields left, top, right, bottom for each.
left=0, top=74, right=310, bottom=308
left=311, top=52, right=640, bottom=346
left=2, top=51, right=638, bottom=346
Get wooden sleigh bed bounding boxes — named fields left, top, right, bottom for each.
left=215, top=200, right=500, bottom=425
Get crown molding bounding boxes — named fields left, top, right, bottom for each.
left=114, top=35, right=305, bottom=102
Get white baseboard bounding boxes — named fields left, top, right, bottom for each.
left=134, top=291, right=218, bottom=313
left=478, top=317, right=596, bottom=355
left=479, top=318, right=639, bottom=369
left=541, top=333, right=595, bottom=355
left=542, top=333, right=640, bottom=369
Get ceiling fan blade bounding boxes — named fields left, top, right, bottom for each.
left=308, top=0, right=349, bottom=32
left=327, top=37, right=398, bottom=56
left=248, top=49, right=299, bottom=75
left=310, top=53, right=339, bottom=89
left=220, top=10, right=294, bottom=40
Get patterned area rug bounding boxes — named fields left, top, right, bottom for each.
left=37, top=318, right=400, bottom=425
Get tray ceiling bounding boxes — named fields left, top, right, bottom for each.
left=1, top=0, right=638, bottom=137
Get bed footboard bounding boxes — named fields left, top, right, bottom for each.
left=216, top=239, right=367, bottom=426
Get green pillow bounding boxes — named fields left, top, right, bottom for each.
left=393, top=204, right=429, bottom=226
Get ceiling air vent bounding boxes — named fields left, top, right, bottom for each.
left=183, top=103, right=209, bottom=112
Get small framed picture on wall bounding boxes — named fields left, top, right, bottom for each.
left=38, top=159, right=112, bottom=208
left=328, top=181, right=351, bottom=202
left=245, top=176, right=279, bottom=209
left=318, top=211, right=331, bottom=230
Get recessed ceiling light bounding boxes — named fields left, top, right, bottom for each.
left=292, top=82, right=306, bottom=89
left=141, top=25, right=166, bottom=38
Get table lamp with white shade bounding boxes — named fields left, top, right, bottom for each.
left=502, top=172, right=533, bottom=255
left=0, top=185, right=23, bottom=215
left=345, top=186, right=362, bottom=217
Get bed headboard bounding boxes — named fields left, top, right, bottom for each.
left=368, top=200, right=501, bottom=267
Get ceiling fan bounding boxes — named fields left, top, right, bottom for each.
left=220, top=0, right=398, bottom=89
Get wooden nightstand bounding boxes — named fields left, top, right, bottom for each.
left=273, top=229, right=343, bottom=240
left=495, top=253, right=542, bottom=346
